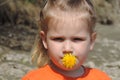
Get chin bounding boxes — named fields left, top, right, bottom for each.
left=59, top=64, right=79, bottom=71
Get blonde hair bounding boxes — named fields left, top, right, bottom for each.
left=32, top=0, right=96, bottom=67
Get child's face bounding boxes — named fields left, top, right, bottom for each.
left=41, top=14, right=96, bottom=70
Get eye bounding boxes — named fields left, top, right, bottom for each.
left=52, top=37, right=64, bottom=42
left=72, top=38, right=85, bottom=42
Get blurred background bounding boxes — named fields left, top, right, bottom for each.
left=0, top=0, right=120, bottom=80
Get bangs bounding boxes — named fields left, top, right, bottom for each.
left=42, top=10, right=95, bottom=33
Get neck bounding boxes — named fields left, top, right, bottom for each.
left=50, top=63, right=85, bottom=78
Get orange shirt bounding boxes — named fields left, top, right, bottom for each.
left=22, top=65, right=111, bottom=80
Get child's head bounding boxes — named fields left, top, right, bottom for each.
left=32, top=0, right=96, bottom=70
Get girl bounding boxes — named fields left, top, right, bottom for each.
left=22, top=0, right=111, bottom=80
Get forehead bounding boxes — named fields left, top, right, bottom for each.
left=47, top=11, right=89, bottom=33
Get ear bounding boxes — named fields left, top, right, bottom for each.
left=90, top=32, right=97, bottom=51
left=40, top=31, right=48, bottom=49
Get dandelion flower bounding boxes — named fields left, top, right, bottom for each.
left=62, top=53, right=76, bottom=68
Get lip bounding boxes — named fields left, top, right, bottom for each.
left=60, top=54, right=77, bottom=59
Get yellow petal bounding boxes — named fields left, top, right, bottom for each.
left=62, top=53, right=76, bottom=68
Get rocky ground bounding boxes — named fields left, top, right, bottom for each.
left=0, top=24, right=37, bottom=80
left=0, top=23, right=120, bottom=80
left=0, top=0, right=120, bottom=80
left=85, top=23, right=120, bottom=80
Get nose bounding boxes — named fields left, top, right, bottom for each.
left=63, top=41, right=73, bottom=54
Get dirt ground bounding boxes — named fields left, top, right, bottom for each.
left=0, top=23, right=120, bottom=80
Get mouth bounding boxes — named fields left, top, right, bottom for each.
left=62, top=53, right=77, bottom=69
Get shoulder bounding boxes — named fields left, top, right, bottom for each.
left=90, top=68, right=108, bottom=76
left=22, top=65, right=50, bottom=80
left=84, top=67, right=111, bottom=80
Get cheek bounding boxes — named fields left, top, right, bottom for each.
left=47, top=42, right=61, bottom=58
left=48, top=49, right=59, bottom=64
left=47, top=45, right=62, bottom=66
left=47, top=41, right=60, bottom=49
left=75, top=43, right=91, bottom=56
